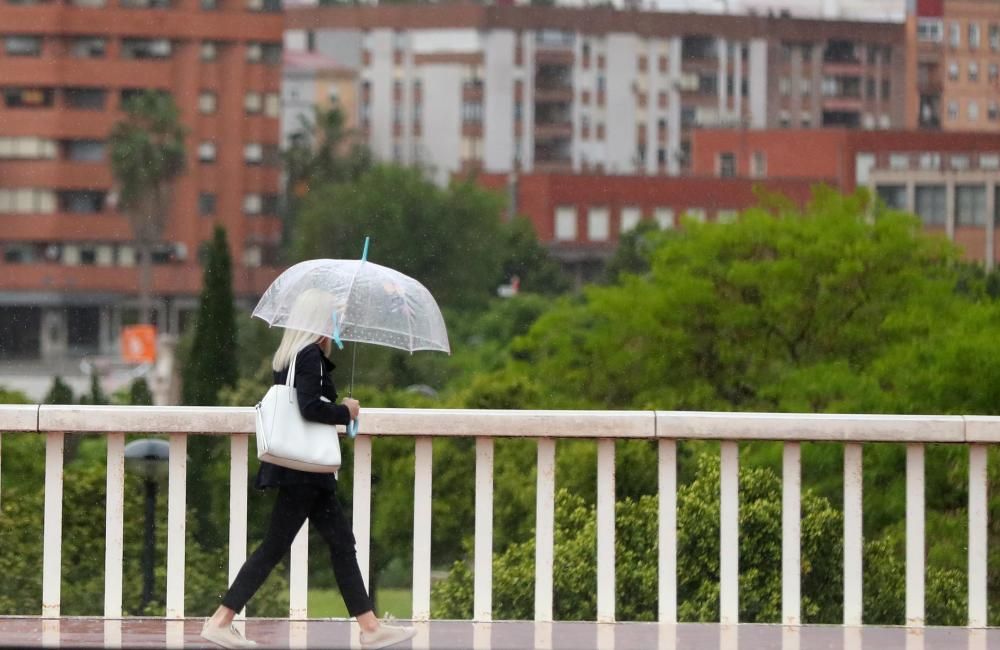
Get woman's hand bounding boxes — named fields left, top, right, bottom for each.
left=343, top=398, right=360, bottom=421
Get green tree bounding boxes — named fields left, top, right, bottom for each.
left=283, top=105, right=372, bottom=251
left=293, top=165, right=506, bottom=310
left=109, top=91, right=187, bottom=324
left=604, top=219, right=666, bottom=282
left=43, top=377, right=74, bottom=405
left=497, top=217, right=569, bottom=295
left=504, top=188, right=958, bottom=411
left=181, top=226, right=238, bottom=548
left=182, top=225, right=237, bottom=406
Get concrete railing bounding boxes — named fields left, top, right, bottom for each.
left=1, top=405, right=997, bottom=629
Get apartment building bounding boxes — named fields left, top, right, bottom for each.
left=283, top=50, right=359, bottom=147
left=284, top=4, right=906, bottom=184
left=0, top=0, right=283, bottom=368
left=692, top=128, right=1000, bottom=268
left=906, top=0, right=1000, bottom=130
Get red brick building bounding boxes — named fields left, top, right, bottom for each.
left=0, top=0, right=283, bottom=364
left=477, top=172, right=818, bottom=281
left=692, top=128, right=1000, bottom=266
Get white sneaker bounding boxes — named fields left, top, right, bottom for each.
left=200, top=620, right=258, bottom=649
left=359, top=623, right=417, bottom=650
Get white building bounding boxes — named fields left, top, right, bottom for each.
left=285, top=4, right=906, bottom=184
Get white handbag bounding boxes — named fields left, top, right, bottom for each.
left=255, top=349, right=342, bottom=473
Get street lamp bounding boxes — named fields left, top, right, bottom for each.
left=124, top=438, right=170, bottom=612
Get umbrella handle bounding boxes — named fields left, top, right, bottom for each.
left=348, top=417, right=359, bottom=438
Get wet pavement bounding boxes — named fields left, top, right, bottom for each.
left=1, top=617, right=998, bottom=649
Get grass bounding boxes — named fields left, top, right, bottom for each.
left=309, top=588, right=412, bottom=619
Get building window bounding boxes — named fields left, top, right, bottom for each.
left=685, top=208, right=706, bottom=223
left=64, top=87, right=106, bottom=110
left=750, top=151, right=767, bottom=178
left=956, top=185, right=986, bottom=226
left=261, top=194, right=279, bottom=216
left=969, top=61, right=979, bottom=82
left=262, top=43, right=282, bottom=65
left=246, top=42, right=262, bottom=63
left=950, top=22, right=961, bottom=48
left=717, top=209, right=738, bottom=224
left=918, top=19, right=943, bottom=42
left=620, top=206, right=642, bottom=233
left=948, top=61, right=959, bottom=80
left=989, top=102, right=999, bottom=122
left=198, top=193, right=216, bottom=216
left=654, top=207, right=674, bottom=229
left=0, top=137, right=56, bottom=160
left=243, top=193, right=262, bottom=215
left=0, top=189, right=56, bottom=214
left=200, top=41, right=218, bottom=61
left=876, top=185, right=907, bottom=210
left=587, top=207, right=610, bottom=242
left=718, top=152, right=736, bottom=178
left=245, top=91, right=262, bottom=114
left=948, top=101, right=959, bottom=121
left=554, top=206, right=577, bottom=241
left=4, top=87, right=54, bottom=109
left=983, top=155, right=1000, bottom=169
left=991, top=24, right=1000, bottom=51
left=951, top=154, right=971, bottom=170
left=5, top=35, right=42, bottom=57
left=914, top=185, right=946, bottom=226
left=70, top=37, right=106, bottom=58
left=59, top=190, right=105, bottom=214
left=196, top=92, right=216, bottom=114
left=64, top=140, right=105, bottom=162
left=244, top=143, right=262, bottom=164
left=969, top=23, right=981, bottom=50
left=990, top=64, right=999, bottom=82
left=264, top=93, right=279, bottom=118
left=969, top=101, right=980, bottom=121
left=919, top=152, right=941, bottom=170
left=889, top=153, right=910, bottom=170
left=121, top=38, right=171, bottom=59
left=198, top=141, right=216, bottom=163
left=779, top=77, right=791, bottom=96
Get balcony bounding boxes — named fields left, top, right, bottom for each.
left=0, top=405, right=995, bottom=649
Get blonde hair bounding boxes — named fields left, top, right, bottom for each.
left=272, top=328, right=324, bottom=372
left=272, top=288, right=342, bottom=372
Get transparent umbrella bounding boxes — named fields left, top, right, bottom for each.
left=251, top=238, right=450, bottom=435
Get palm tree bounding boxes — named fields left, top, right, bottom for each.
left=109, top=91, right=187, bottom=325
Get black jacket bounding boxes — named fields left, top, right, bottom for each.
left=255, top=343, right=352, bottom=490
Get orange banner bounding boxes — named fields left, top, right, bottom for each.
left=121, top=325, right=157, bottom=364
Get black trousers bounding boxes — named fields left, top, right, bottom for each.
left=222, top=483, right=374, bottom=617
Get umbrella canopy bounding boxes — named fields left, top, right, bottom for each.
left=252, top=258, right=450, bottom=355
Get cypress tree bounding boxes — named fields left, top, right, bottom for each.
left=182, top=225, right=237, bottom=406
left=181, top=225, right=238, bottom=547
left=44, top=376, right=74, bottom=405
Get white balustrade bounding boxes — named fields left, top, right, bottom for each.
left=1, top=405, right=996, bottom=628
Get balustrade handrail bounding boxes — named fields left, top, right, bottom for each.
left=1, top=404, right=999, bottom=442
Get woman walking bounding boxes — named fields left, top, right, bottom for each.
left=201, top=323, right=415, bottom=650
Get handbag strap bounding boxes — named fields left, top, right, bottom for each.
left=285, top=344, right=324, bottom=391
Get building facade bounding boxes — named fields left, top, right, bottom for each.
left=0, top=0, right=283, bottom=372
left=285, top=4, right=906, bottom=184
left=282, top=50, right=359, bottom=147
left=476, top=171, right=818, bottom=282
left=691, top=128, right=1000, bottom=267
left=906, top=0, right=1000, bottom=130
